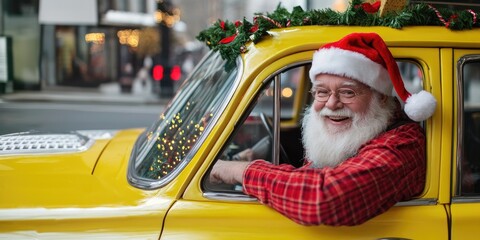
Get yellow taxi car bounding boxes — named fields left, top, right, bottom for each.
left=1, top=1, right=480, bottom=239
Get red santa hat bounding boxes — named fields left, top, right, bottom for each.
left=309, top=32, right=436, bottom=122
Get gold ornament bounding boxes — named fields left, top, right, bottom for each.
left=379, top=0, right=408, bottom=17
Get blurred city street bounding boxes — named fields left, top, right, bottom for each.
left=0, top=83, right=169, bottom=135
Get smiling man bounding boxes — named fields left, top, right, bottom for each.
left=210, top=33, right=437, bottom=226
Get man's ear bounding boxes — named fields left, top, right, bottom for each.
left=380, top=94, right=389, bottom=105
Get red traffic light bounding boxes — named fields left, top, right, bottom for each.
left=170, top=65, right=181, bottom=81
left=153, top=65, right=164, bottom=81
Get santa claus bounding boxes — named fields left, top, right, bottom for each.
left=210, top=32, right=436, bottom=226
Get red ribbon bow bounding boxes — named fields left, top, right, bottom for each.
left=219, top=34, right=237, bottom=44
left=359, top=1, right=381, bottom=13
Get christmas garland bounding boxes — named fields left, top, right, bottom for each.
left=196, top=0, right=479, bottom=63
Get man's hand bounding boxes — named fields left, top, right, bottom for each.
left=210, top=160, right=250, bottom=185
left=232, top=148, right=254, bottom=161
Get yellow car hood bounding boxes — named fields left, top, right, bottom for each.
left=0, top=129, right=155, bottom=209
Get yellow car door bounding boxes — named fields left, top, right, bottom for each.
left=163, top=48, right=449, bottom=239
left=451, top=49, right=480, bottom=240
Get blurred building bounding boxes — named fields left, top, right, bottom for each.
left=0, top=0, right=40, bottom=93
left=37, top=0, right=165, bottom=94
left=0, top=0, right=186, bottom=96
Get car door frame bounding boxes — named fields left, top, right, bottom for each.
left=451, top=49, right=480, bottom=240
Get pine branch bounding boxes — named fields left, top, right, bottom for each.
left=196, top=1, right=480, bottom=63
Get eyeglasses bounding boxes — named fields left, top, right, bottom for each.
left=310, top=87, right=364, bottom=104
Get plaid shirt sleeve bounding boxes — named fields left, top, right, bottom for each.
left=242, top=122, right=426, bottom=226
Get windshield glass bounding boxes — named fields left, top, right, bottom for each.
left=128, top=51, right=239, bottom=187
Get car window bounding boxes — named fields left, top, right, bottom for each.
left=397, top=61, right=424, bottom=100
left=128, top=51, right=240, bottom=189
left=203, top=65, right=306, bottom=193
left=203, top=60, right=424, bottom=196
left=459, top=57, right=480, bottom=196
left=397, top=61, right=425, bottom=129
left=256, top=67, right=304, bottom=120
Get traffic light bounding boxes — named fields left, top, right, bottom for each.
left=152, top=64, right=181, bottom=82
left=152, top=65, right=164, bottom=81
left=170, top=65, right=181, bottom=81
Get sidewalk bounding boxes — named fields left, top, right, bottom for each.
left=0, top=84, right=171, bottom=105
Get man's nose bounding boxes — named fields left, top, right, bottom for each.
left=324, top=93, right=344, bottom=110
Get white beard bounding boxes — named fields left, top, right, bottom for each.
left=301, top=96, right=393, bottom=168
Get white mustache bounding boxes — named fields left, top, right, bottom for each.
left=319, top=108, right=354, bottom=118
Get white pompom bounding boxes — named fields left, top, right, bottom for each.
left=404, top=90, right=437, bottom=122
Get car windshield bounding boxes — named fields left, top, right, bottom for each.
left=128, top=51, right=240, bottom=188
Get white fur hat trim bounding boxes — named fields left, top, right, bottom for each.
left=309, top=47, right=393, bottom=95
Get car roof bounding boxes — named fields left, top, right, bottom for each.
left=248, top=25, right=480, bottom=54
left=238, top=25, right=480, bottom=72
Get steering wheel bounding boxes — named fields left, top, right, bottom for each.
left=259, top=112, right=291, bottom=164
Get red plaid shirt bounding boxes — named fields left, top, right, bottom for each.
left=243, top=121, right=425, bottom=226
